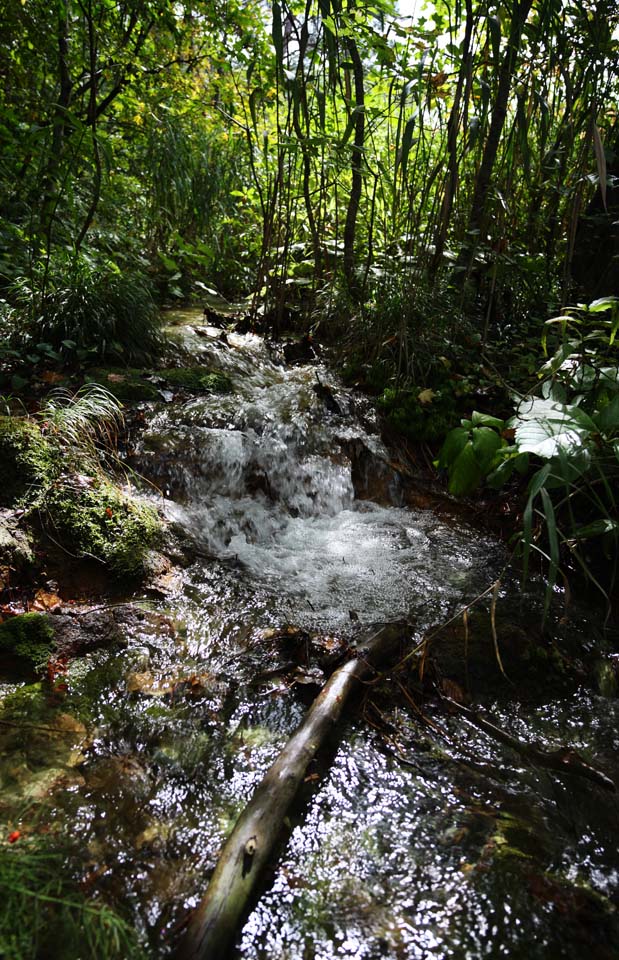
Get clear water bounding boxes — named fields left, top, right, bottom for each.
left=1, top=312, right=617, bottom=959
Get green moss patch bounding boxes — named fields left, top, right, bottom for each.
left=0, top=613, right=54, bottom=668
left=0, top=416, right=56, bottom=507
left=84, top=368, right=159, bottom=402
left=84, top=365, right=233, bottom=400
left=46, top=480, right=160, bottom=578
left=158, top=366, right=233, bottom=393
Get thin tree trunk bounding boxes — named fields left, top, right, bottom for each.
left=75, top=0, right=101, bottom=252
left=177, top=620, right=408, bottom=960
left=430, top=0, right=474, bottom=278
left=39, top=1, right=73, bottom=259
left=343, top=36, right=365, bottom=297
left=455, top=0, right=533, bottom=280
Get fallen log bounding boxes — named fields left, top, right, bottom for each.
left=177, top=619, right=408, bottom=960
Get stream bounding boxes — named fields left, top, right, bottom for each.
left=1, top=310, right=618, bottom=959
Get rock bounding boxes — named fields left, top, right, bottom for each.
left=0, top=513, right=35, bottom=590
left=51, top=609, right=124, bottom=658
left=135, top=820, right=175, bottom=852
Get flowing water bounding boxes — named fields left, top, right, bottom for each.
left=1, top=311, right=618, bottom=959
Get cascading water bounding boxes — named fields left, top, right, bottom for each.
left=136, top=327, right=502, bottom=632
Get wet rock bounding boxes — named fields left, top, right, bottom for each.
left=51, top=608, right=124, bottom=659
left=135, top=819, right=175, bottom=852
left=282, top=334, right=317, bottom=365
left=85, top=754, right=151, bottom=799
left=126, top=670, right=173, bottom=696
left=339, top=437, right=403, bottom=506
left=124, top=645, right=151, bottom=671
left=0, top=513, right=35, bottom=590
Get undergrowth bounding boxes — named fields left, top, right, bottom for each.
left=6, top=256, right=163, bottom=366
left=0, top=842, right=145, bottom=960
left=0, top=385, right=161, bottom=580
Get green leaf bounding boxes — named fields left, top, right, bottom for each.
left=539, top=340, right=578, bottom=377
left=486, top=456, right=516, bottom=489
left=399, top=117, right=416, bottom=179
left=572, top=519, right=619, bottom=540
left=514, top=397, right=594, bottom=458
left=438, top=426, right=469, bottom=469
left=588, top=297, right=617, bottom=313
left=522, top=464, right=551, bottom=578
left=488, top=15, right=501, bottom=62
left=540, top=487, right=560, bottom=610
left=448, top=441, right=483, bottom=496
left=471, top=426, right=503, bottom=473
left=594, top=395, right=619, bottom=434
left=471, top=410, right=504, bottom=429
left=272, top=2, right=283, bottom=64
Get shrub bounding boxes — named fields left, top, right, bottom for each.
left=10, top=257, right=163, bottom=365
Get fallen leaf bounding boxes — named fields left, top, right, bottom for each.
left=32, top=589, right=62, bottom=611
left=39, top=370, right=65, bottom=384
left=418, top=388, right=435, bottom=405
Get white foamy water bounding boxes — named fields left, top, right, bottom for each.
left=138, top=326, right=501, bottom=628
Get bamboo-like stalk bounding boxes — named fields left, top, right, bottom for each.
left=177, top=620, right=408, bottom=960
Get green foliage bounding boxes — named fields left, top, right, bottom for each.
left=9, top=258, right=163, bottom=365
left=0, top=613, right=54, bottom=669
left=45, top=478, right=160, bottom=578
left=379, top=386, right=459, bottom=444
left=438, top=411, right=506, bottom=496
left=439, top=297, right=619, bottom=602
left=0, top=389, right=160, bottom=579
left=0, top=842, right=144, bottom=960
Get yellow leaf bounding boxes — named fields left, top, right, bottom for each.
left=418, top=388, right=435, bottom=405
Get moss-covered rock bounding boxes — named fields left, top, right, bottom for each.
left=0, top=417, right=56, bottom=507
left=158, top=366, right=233, bottom=393
left=84, top=368, right=160, bottom=402
left=0, top=613, right=54, bottom=668
left=45, top=480, right=160, bottom=578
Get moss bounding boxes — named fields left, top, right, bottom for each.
left=0, top=613, right=54, bottom=668
left=84, top=365, right=233, bottom=399
left=46, top=480, right=161, bottom=578
left=84, top=368, right=160, bottom=402
left=158, top=366, right=233, bottom=393
left=0, top=416, right=56, bottom=507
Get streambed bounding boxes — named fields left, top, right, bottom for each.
left=1, top=312, right=618, bottom=959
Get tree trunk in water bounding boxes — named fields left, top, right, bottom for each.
left=176, top=620, right=408, bottom=960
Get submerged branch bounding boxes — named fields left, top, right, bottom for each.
left=443, top=696, right=615, bottom=792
